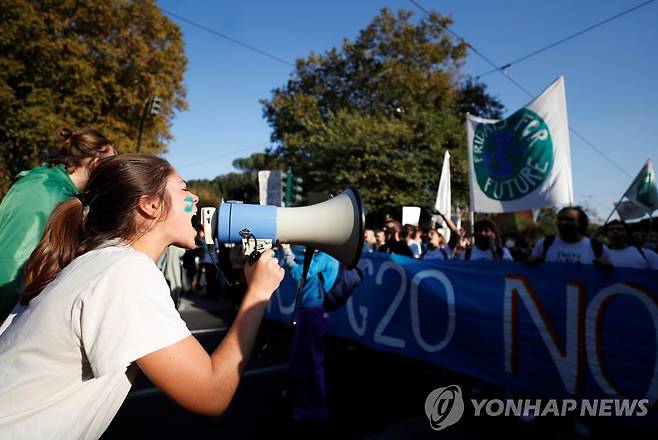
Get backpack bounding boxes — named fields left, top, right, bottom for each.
left=319, top=266, right=364, bottom=312
left=542, top=235, right=603, bottom=260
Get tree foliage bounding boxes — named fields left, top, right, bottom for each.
left=188, top=172, right=258, bottom=226
left=534, top=204, right=604, bottom=240
left=215, top=172, right=258, bottom=204
left=252, top=8, right=503, bottom=222
left=535, top=206, right=559, bottom=237
left=233, top=152, right=278, bottom=174
left=0, top=0, right=187, bottom=194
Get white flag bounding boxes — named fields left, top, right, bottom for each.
left=434, top=151, right=451, bottom=215
left=257, top=170, right=284, bottom=206
left=467, top=76, right=573, bottom=213
left=624, top=159, right=658, bottom=213
left=433, top=151, right=452, bottom=240
left=614, top=201, right=648, bottom=221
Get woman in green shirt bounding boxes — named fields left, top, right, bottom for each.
left=0, top=128, right=115, bottom=322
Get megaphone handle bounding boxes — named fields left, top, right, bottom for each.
left=248, top=250, right=261, bottom=265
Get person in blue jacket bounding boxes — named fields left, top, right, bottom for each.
left=280, top=244, right=339, bottom=422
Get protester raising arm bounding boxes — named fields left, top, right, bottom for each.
left=435, top=211, right=460, bottom=253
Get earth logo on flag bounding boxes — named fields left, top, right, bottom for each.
left=472, top=109, right=554, bottom=201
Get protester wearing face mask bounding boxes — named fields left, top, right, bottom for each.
left=502, top=233, right=531, bottom=262
left=528, top=206, right=611, bottom=267
left=459, top=219, right=513, bottom=261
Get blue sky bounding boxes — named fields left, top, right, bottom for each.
left=156, top=0, right=658, bottom=220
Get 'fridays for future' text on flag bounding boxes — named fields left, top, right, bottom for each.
left=467, top=76, right=573, bottom=213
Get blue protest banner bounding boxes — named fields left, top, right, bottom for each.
left=266, top=253, right=658, bottom=401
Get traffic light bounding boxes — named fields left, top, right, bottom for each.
left=282, top=167, right=304, bottom=207
left=292, top=176, right=303, bottom=204
left=149, top=96, right=162, bottom=116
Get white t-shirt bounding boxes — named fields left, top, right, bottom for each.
left=407, top=240, right=422, bottom=259
left=0, top=244, right=190, bottom=439
left=608, top=247, right=652, bottom=269
left=459, top=246, right=513, bottom=261
left=531, top=236, right=611, bottom=264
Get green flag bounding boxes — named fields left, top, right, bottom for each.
left=624, top=159, right=658, bottom=213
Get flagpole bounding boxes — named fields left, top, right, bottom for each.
left=647, top=212, right=654, bottom=242
left=594, top=175, right=638, bottom=238
left=593, top=193, right=627, bottom=240
left=602, top=192, right=629, bottom=225
left=469, top=210, right=475, bottom=244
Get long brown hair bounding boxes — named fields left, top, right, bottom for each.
left=21, top=155, right=174, bottom=304
left=48, top=127, right=115, bottom=172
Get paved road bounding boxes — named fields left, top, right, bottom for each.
left=101, top=292, right=656, bottom=439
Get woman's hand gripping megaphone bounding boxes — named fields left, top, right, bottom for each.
left=242, top=248, right=284, bottom=302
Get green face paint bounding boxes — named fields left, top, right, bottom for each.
left=184, top=196, right=194, bottom=213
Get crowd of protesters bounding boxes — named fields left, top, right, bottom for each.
left=159, top=204, right=658, bottom=317
left=161, top=206, right=658, bottom=318
left=153, top=204, right=658, bottom=315
left=363, top=206, right=658, bottom=270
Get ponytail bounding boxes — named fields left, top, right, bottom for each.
left=48, top=127, right=115, bottom=172
left=21, top=198, right=84, bottom=305
left=21, top=154, right=174, bottom=305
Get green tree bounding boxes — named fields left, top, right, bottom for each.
left=187, top=171, right=258, bottom=227
left=233, top=152, right=278, bottom=175
left=252, top=7, right=502, bottom=222
left=0, top=0, right=187, bottom=194
left=535, top=206, right=558, bottom=237
left=215, top=172, right=258, bottom=204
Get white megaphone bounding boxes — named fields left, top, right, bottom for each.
left=201, top=187, right=365, bottom=269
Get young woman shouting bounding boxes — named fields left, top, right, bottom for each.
left=0, top=155, right=284, bottom=439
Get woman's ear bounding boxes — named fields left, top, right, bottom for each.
left=87, top=157, right=101, bottom=173
left=136, top=195, right=162, bottom=219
